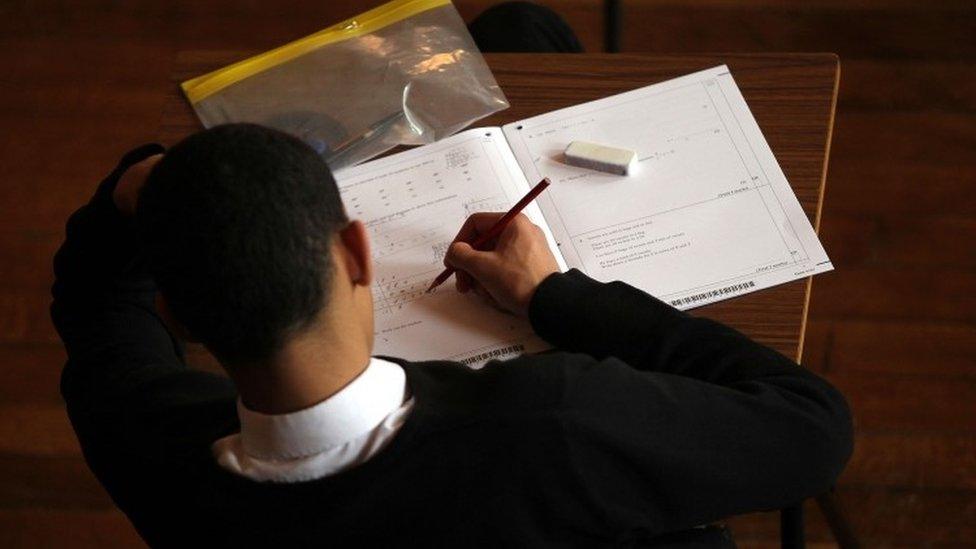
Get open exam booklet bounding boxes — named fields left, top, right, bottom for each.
left=333, top=65, right=833, bottom=367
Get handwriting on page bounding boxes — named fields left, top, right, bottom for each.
left=375, top=271, right=436, bottom=313
left=334, top=129, right=556, bottom=366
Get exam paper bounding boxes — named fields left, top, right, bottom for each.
left=334, top=128, right=565, bottom=366
left=502, top=65, right=833, bottom=310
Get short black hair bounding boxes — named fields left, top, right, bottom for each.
left=137, top=124, right=348, bottom=365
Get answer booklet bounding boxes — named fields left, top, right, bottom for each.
left=333, top=65, right=833, bottom=366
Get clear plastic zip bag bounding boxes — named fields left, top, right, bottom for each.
left=181, top=0, right=508, bottom=169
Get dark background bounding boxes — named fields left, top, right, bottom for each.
left=1, top=1, right=973, bottom=546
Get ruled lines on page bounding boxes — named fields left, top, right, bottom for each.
left=502, top=65, right=832, bottom=310
left=334, top=128, right=563, bottom=366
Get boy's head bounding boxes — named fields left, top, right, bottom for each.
left=137, top=124, right=367, bottom=367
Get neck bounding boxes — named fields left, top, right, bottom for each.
left=231, top=321, right=371, bottom=415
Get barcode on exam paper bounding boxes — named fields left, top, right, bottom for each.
left=670, top=280, right=756, bottom=308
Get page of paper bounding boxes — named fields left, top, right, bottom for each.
left=502, top=65, right=833, bottom=310
left=334, top=128, right=566, bottom=366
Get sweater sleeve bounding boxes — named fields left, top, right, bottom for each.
left=51, top=146, right=237, bottom=516
left=525, top=270, right=853, bottom=535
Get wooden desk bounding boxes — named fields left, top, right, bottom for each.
left=161, top=52, right=839, bottom=364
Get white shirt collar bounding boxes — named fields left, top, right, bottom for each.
left=237, top=357, right=408, bottom=460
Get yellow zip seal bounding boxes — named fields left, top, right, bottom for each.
left=181, top=0, right=452, bottom=104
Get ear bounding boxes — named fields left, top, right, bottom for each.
left=155, top=294, right=198, bottom=342
left=337, top=220, right=372, bottom=287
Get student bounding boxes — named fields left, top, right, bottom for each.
left=53, top=123, right=851, bottom=547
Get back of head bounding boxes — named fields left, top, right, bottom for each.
left=137, top=124, right=348, bottom=366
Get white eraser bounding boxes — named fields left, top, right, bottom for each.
left=563, top=141, right=637, bottom=175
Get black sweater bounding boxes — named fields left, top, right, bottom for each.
left=52, top=146, right=853, bottom=547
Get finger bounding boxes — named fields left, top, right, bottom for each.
left=457, top=270, right=473, bottom=293
left=451, top=212, right=507, bottom=246
left=496, top=215, right=547, bottom=253
left=444, top=242, right=492, bottom=275
left=473, top=285, right=503, bottom=312
left=455, top=270, right=470, bottom=293
left=497, top=213, right=535, bottom=241
left=468, top=276, right=485, bottom=295
left=474, top=284, right=489, bottom=300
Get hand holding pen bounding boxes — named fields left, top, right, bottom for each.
left=434, top=179, right=560, bottom=317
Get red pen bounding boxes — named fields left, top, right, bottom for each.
left=426, top=177, right=551, bottom=293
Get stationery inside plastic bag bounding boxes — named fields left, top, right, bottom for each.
left=181, top=0, right=509, bottom=169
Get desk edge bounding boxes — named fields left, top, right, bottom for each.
left=797, top=54, right=840, bottom=364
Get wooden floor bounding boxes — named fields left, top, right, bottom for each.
left=1, top=1, right=973, bottom=546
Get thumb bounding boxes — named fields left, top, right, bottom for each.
left=445, top=242, right=493, bottom=275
